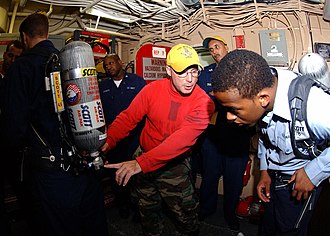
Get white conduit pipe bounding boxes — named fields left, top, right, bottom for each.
left=50, top=26, right=140, bottom=41
left=84, top=27, right=140, bottom=40
left=46, top=4, right=53, bottom=17
left=7, top=12, right=125, bottom=31
left=117, top=41, right=122, bottom=60
left=8, top=1, right=19, bottom=33
left=32, top=0, right=189, bottom=22
left=80, top=0, right=104, bottom=13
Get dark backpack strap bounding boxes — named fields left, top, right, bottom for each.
left=288, top=75, right=321, bottom=159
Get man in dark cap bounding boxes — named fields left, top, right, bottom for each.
left=196, top=36, right=253, bottom=232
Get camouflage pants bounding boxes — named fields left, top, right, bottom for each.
left=135, top=155, right=199, bottom=236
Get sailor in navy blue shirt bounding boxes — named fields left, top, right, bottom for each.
left=99, top=55, right=146, bottom=125
left=0, top=13, right=109, bottom=236
left=99, top=53, right=146, bottom=218
left=195, top=36, right=252, bottom=232
left=198, top=63, right=216, bottom=95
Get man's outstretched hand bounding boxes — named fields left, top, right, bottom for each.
left=104, top=160, right=142, bottom=186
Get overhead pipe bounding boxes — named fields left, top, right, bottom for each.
left=7, top=11, right=125, bottom=31
left=49, top=13, right=140, bottom=41
left=31, top=0, right=190, bottom=25
left=80, top=0, right=103, bottom=13
left=117, top=40, right=122, bottom=60
left=84, top=27, right=140, bottom=40
left=50, top=26, right=140, bottom=41
left=50, top=27, right=140, bottom=42
left=8, top=1, right=19, bottom=33
left=46, top=4, right=53, bottom=17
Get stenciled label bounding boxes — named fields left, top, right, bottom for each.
left=67, top=100, right=105, bottom=132
left=50, top=71, right=64, bottom=112
left=81, top=67, right=97, bottom=77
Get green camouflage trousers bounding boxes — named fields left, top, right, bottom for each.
left=135, top=154, right=199, bottom=236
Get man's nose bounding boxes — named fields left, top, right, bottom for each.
left=226, top=112, right=237, bottom=121
left=186, top=73, right=193, bottom=82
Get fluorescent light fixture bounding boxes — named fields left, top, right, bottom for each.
left=85, top=8, right=136, bottom=23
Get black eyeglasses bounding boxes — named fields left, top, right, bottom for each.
left=173, top=68, right=201, bottom=78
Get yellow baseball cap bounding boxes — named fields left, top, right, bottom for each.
left=166, top=44, right=203, bottom=73
left=202, top=36, right=227, bottom=48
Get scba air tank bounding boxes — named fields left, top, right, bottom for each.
left=59, top=41, right=106, bottom=168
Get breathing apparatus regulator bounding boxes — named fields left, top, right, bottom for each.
left=44, top=41, right=107, bottom=173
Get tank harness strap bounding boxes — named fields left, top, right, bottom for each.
left=30, top=124, right=69, bottom=171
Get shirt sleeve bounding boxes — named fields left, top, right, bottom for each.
left=258, top=138, right=268, bottom=171
left=303, top=87, right=330, bottom=186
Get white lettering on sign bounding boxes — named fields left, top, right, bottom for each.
left=142, top=57, right=168, bottom=80
left=267, top=45, right=283, bottom=57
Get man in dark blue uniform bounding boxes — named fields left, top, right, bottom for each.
left=0, top=13, right=109, bottom=236
left=196, top=36, right=252, bottom=231
left=0, top=39, right=23, bottom=236
left=99, top=54, right=146, bottom=218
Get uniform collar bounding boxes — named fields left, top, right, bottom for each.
left=272, top=69, right=299, bottom=121
left=109, top=70, right=128, bottom=81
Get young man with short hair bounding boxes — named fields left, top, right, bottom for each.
left=212, top=49, right=330, bottom=236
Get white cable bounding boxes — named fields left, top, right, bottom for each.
left=29, top=0, right=325, bottom=49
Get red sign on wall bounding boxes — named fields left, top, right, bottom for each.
left=235, top=35, right=245, bottom=49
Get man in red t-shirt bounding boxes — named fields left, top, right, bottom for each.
left=102, top=44, right=215, bottom=236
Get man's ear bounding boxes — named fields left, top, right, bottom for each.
left=118, top=59, right=123, bottom=67
left=21, top=32, right=28, bottom=49
left=166, top=66, right=172, bottom=77
left=257, top=89, right=271, bottom=108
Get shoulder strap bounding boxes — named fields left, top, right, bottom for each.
left=24, top=46, right=58, bottom=83
left=288, top=75, right=323, bottom=159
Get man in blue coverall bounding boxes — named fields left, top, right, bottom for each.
left=99, top=53, right=146, bottom=218
left=0, top=12, right=109, bottom=236
left=196, top=36, right=252, bottom=231
left=0, top=39, right=23, bottom=236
